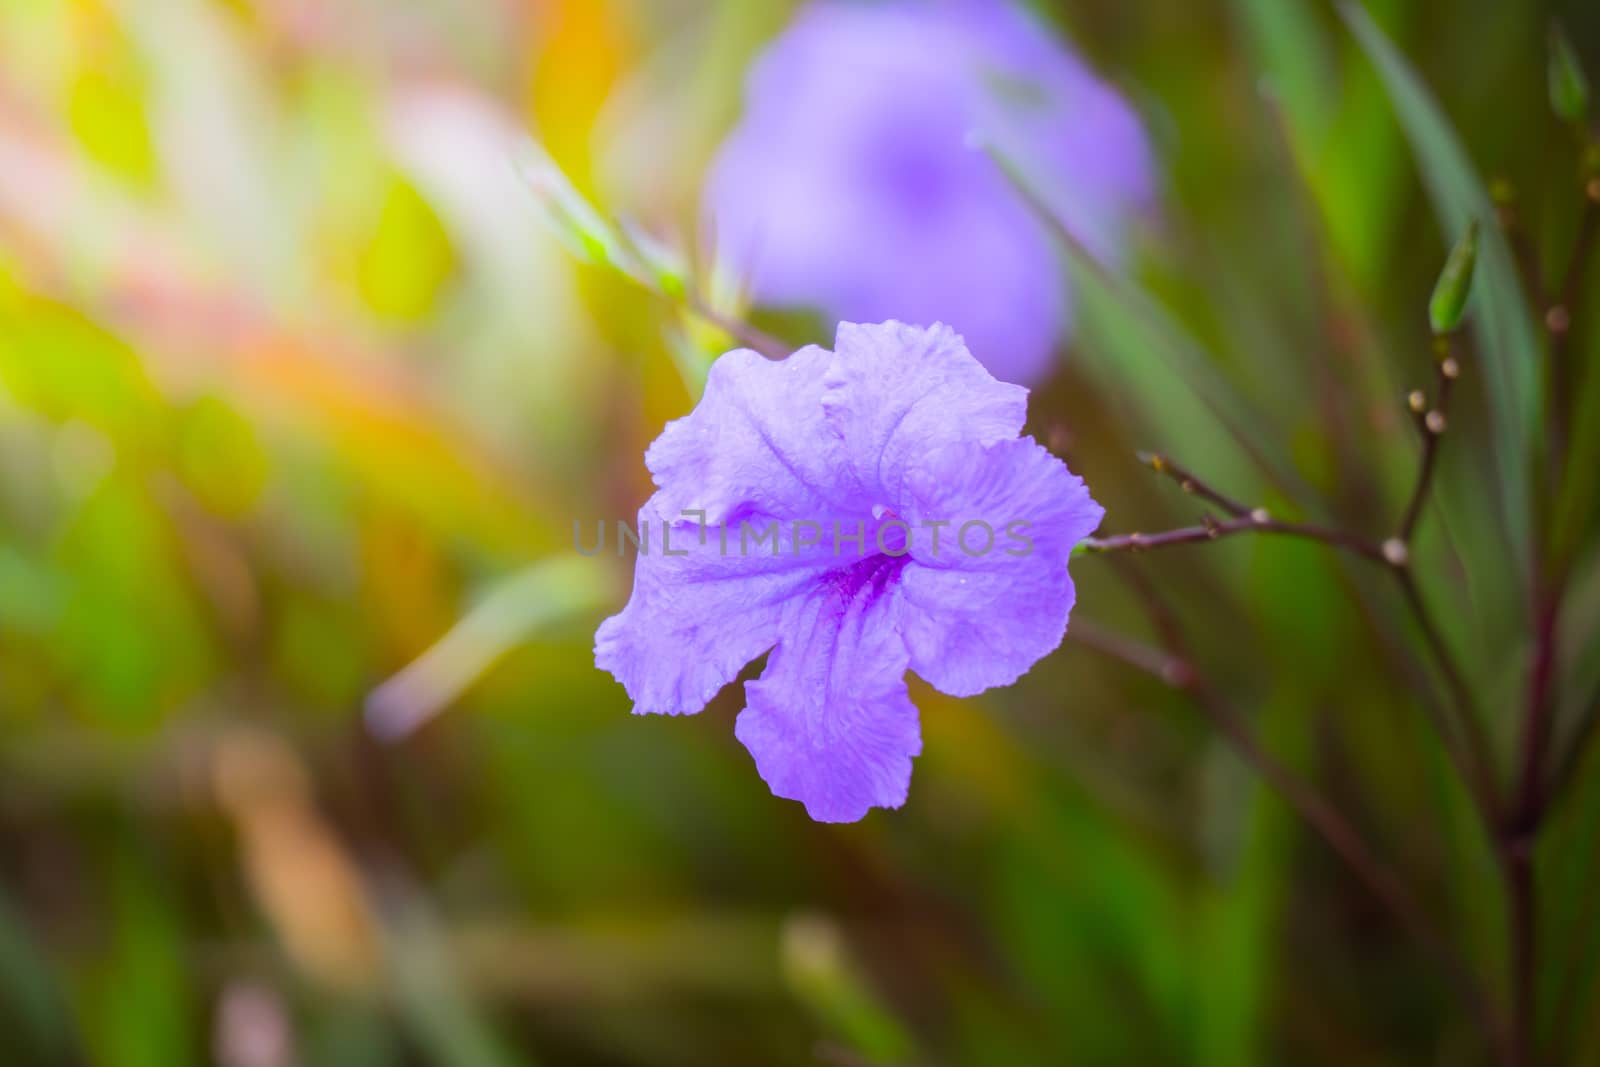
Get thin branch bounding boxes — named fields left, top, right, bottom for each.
left=1545, top=685, right=1600, bottom=816
left=1549, top=178, right=1600, bottom=466
left=604, top=209, right=793, bottom=361
left=1392, top=568, right=1503, bottom=822
left=1503, top=847, right=1537, bottom=1067
left=1083, top=512, right=1390, bottom=564
left=1079, top=607, right=1507, bottom=1048
left=1554, top=178, right=1600, bottom=318
left=1496, top=175, right=1600, bottom=1067
left=1138, top=451, right=1250, bottom=517
left=1070, top=619, right=1195, bottom=688
left=1398, top=341, right=1459, bottom=543
left=1080, top=623, right=1425, bottom=936
left=1106, top=557, right=1188, bottom=653
left=1524, top=182, right=1598, bottom=822
left=683, top=292, right=791, bottom=360
left=1549, top=718, right=1600, bottom=1052
left=1493, top=182, right=1546, bottom=309
left=1512, top=597, right=1563, bottom=829
left=1379, top=340, right=1516, bottom=1067
left=1496, top=591, right=1561, bottom=1067
left=1383, top=344, right=1502, bottom=827
left=1093, top=447, right=1497, bottom=821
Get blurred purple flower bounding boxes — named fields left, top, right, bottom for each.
left=595, top=322, right=1103, bottom=822
left=703, top=0, right=1154, bottom=385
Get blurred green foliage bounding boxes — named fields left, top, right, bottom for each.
left=0, top=1, right=1597, bottom=1065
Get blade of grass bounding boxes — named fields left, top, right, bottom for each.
left=981, top=140, right=1318, bottom=512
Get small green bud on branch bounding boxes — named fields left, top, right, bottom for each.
left=1549, top=20, right=1591, bottom=125
left=1429, top=220, right=1480, bottom=335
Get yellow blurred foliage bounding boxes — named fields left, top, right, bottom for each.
left=529, top=0, right=632, bottom=194
left=213, top=728, right=382, bottom=994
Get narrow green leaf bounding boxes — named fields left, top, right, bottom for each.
left=0, top=886, right=74, bottom=1061
left=387, top=901, right=535, bottom=1067
left=1193, top=698, right=1300, bottom=1067
left=1430, top=219, right=1480, bottom=335
left=1549, top=21, right=1591, bottom=124
left=90, top=847, right=196, bottom=1067
left=365, top=554, right=618, bottom=739
left=782, top=915, right=915, bottom=1064
left=1229, top=0, right=1337, bottom=141
left=980, top=139, right=1314, bottom=512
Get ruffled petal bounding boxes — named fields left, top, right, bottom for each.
left=897, top=437, right=1103, bottom=696
left=594, top=510, right=847, bottom=716
left=644, top=345, right=857, bottom=526
left=821, top=322, right=1027, bottom=508
left=735, top=557, right=921, bottom=822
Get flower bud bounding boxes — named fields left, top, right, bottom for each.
left=1429, top=220, right=1479, bottom=335
left=1550, top=21, right=1590, bottom=124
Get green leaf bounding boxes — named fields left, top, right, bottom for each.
left=782, top=915, right=915, bottom=1064
left=88, top=847, right=196, bottom=1067
left=365, top=554, right=618, bottom=739
left=1192, top=699, right=1300, bottom=1067
left=0, top=886, right=75, bottom=1061
left=1229, top=0, right=1337, bottom=141
left=387, top=901, right=535, bottom=1067
left=980, top=140, right=1312, bottom=514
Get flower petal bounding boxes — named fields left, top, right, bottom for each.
left=644, top=345, right=855, bottom=526
left=898, top=437, right=1103, bottom=696
left=735, top=558, right=921, bottom=822
left=701, top=1, right=1154, bottom=385
left=594, top=510, right=846, bottom=716
left=821, top=321, right=1027, bottom=507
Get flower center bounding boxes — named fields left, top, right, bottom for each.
left=826, top=551, right=908, bottom=604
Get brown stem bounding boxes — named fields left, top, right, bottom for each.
left=1106, top=556, right=1191, bottom=657
left=1083, top=513, right=1389, bottom=564
left=1070, top=619, right=1195, bottom=688
left=604, top=210, right=794, bottom=361
left=1496, top=589, right=1561, bottom=1067
left=1398, top=341, right=1459, bottom=543
left=1095, top=442, right=1516, bottom=1055
left=1081, top=607, right=1507, bottom=1052
left=1548, top=179, right=1600, bottom=471
left=1492, top=179, right=1545, bottom=309
left=1513, top=597, right=1562, bottom=828
left=1545, top=686, right=1600, bottom=816
left=1496, top=175, right=1599, bottom=1067
left=1556, top=180, right=1600, bottom=313
left=1138, top=452, right=1250, bottom=517
left=1376, top=334, right=1505, bottom=838
left=683, top=294, right=791, bottom=361
left=1390, top=567, right=1503, bottom=823
left=1548, top=740, right=1600, bottom=1053
left=1095, top=446, right=1497, bottom=819
left=1503, top=843, right=1537, bottom=1067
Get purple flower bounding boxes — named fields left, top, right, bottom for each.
left=703, top=0, right=1154, bottom=385
left=595, top=322, right=1104, bottom=822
